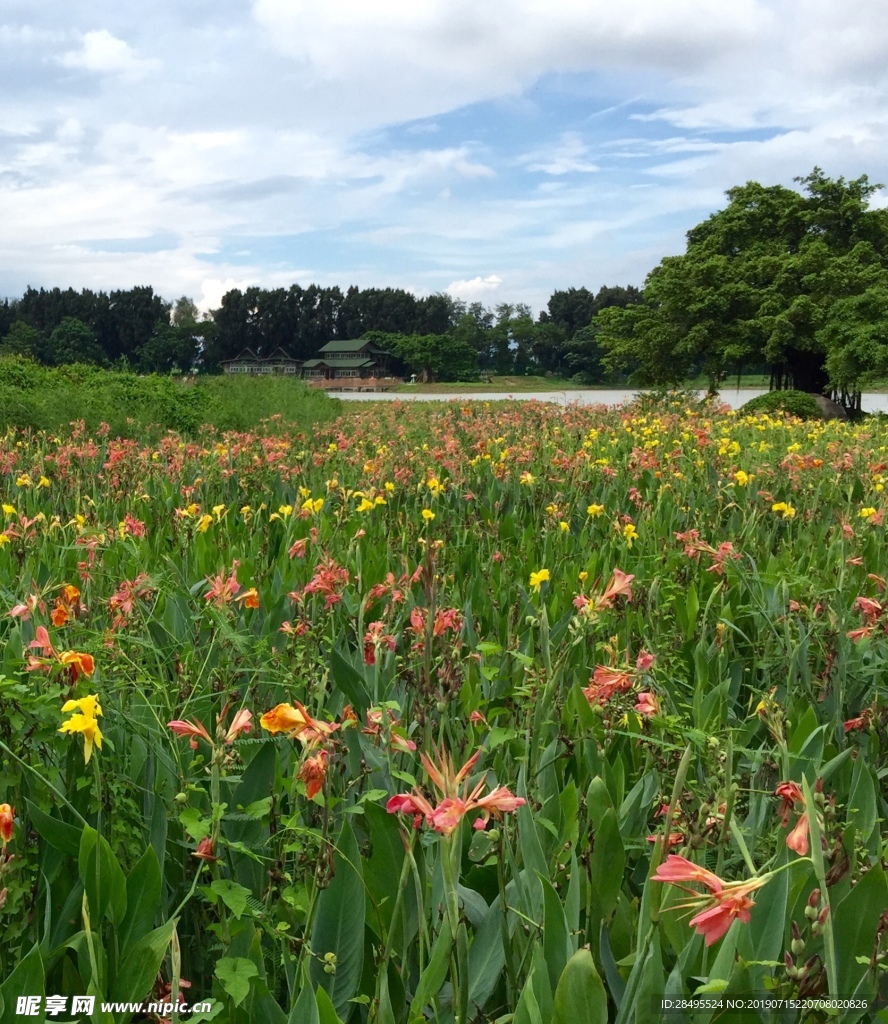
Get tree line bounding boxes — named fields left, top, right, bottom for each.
left=0, top=283, right=641, bottom=382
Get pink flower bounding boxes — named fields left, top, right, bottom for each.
left=168, top=718, right=213, bottom=749
left=224, top=708, right=252, bottom=743
left=387, top=747, right=525, bottom=835
left=635, top=691, right=659, bottom=717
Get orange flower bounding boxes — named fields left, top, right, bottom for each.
left=298, top=750, right=329, bottom=799
left=260, top=702, right=339, bottom=746
left=51, top=604, right=70, bottom=627
left=58, top=650, right=95, bottom=682
left=0, top=803, right=13, bottom=844
left=235, top=587, right=259, bottom=609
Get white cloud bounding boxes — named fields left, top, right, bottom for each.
left=520, top=132, right=599, bottom=175
left=447, top=274, right=503, bottom=300
left=59, top=29, right=158, bottom=77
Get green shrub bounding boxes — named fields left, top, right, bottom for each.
left=0, top=357, right=341, bottom=437
left=740, top=389, right=822, bottom=420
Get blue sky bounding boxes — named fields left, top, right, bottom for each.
left=2, top=0, right=887, bottom=314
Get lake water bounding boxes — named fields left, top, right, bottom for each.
left=338, top=388, right=888, bottom=414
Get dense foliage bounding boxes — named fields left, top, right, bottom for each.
left=1, top=397, right=888, bottom=1022
left=739, top=391, right=823, bottom=421
left=0, top=358, right=340, bottom=437
left=594, top=169, right=888, bottom=407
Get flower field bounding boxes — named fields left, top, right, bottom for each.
left=1, top=396, right=887, bottom=1023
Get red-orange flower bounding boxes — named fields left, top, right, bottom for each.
left=298, top=750, right=329, bottom=799
left=192, top=838, right=218, bottom=862
left=653, top=854, right=769, bottom=946
left=774, top=782, right=809, bottom=856
left=0, top=804, right=13, bottom=844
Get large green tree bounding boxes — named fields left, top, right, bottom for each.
left=595, top=169, right=888, bottom=405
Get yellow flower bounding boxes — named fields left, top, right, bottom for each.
left=196, top=514, right=213, bottom=533
left=212, top=504, right=227, bottom=521
left=529, top=569, right=550, bottom=592
left=519, top=472, right=535, bottom=486
left=578, top=571, right=588, bottom=582
left=59, top=695, right=103, bottom=765
left=384, top=482, right=395, bottom=493
left=623, top=523, right=638, bottom=547
left=859, top=507, right=877, bottom=519
left=427, top=477, right=445, bottom=497
left=771, top=502, right=796, bottom=519
left=422, top=509, right=436, bottom=521
left=15, top=474, right=32, bottom=488
left=734, top=470, right=750, bottom=486
left=0, top=533, right=9, bottom=546
left=299, top=486, right=312, bottom=499
left=356, top=498, right=375, bottom=513
left=37, top=476, right=50, bottom=489
left=559, top=521, right=569, bottom=532
left=2, top=504, right=16, bottom=516
left=374, top=495, right=387, bottom=506
left=587, top=504, right=604, bottom=517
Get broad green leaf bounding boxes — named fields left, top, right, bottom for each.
left=315, top=986, right=345, bottom=1024
left=0, top=945, right=45, bottom=1024
left=215, top=957, right=258, bottom=1008
left=210, top=879, right=252, bottom=920
left=26, top=800, right=82, bottom=856
left=552, top=949, right=607, bottom=1024
left=120, top=845, right=162, bottom=955
left=467, top=897, right=506, bottom=1009
left=411, top=916, right=452, bottom=1012
left=541, top=874, right=572, bottom=995
left=591, top=808, right=624, bottom=918
left=111, top=919, right=178, bottom=1014
left=308, top=821, right=365, bottom=1019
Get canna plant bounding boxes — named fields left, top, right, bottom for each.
left=0, top=398, right=886, bottom=1022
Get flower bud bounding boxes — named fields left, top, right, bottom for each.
left=323, top=963, right=336, bottom=974
left=487, top=829, right=500, bottom=842
left=175, top=792, right=188, bottom=804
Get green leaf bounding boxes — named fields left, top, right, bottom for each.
left=26, top=800, right=82, bottom=856
left=541, top=874, right=572, bottom=995
left=315, top=986, right=345, bottom=1024
left=210, top=879, right=252, bottom=920
left=178, top=807, right=212, bottom=841
left=590, top=808, right=624, bottom=918
left=308, top=821, right=365, bottom=1019
left=329, top=647, right=371, bottom=711
left=215, top=957, right=259, bottom=1008
left=289, top=972, right=319, bottom=1024
left=119, top=846, right=162, bottom=955
left=467, top=897, right=506, bottom=1009
left=111, top=919, right=178, bottom=1014
left=832, top=863, right=888, bottom=993
left=552, top=949, right=607, bottom=1024
left=0, top=945, right=45, bottom=1024
left=411, top=917, right=452, bottom=1011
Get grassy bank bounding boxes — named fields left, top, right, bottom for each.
left=0, top=357, right=340, bottom=436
